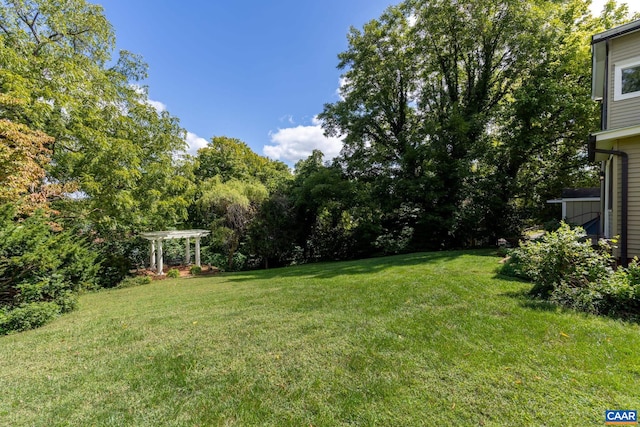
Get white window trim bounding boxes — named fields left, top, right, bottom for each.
left=614, top=56, right=640, bottom=101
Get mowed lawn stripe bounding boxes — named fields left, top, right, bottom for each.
left=1, top=250, right=638, bottom=426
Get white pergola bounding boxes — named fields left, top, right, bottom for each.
left=140, top=230, right=210, bottom=275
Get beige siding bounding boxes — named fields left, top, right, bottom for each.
left=608, top=31, right=640, bottom=130
left=613, top=136, right=640, bottom=259
left=565, top=201, right=599, bottom=225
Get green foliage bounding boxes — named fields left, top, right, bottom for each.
left=189, top=265, right=202, bottom=275
left=1, top=0, right=193, bottom=236
left=599, top=261, right=640, bottom=316
left=0, top=208, right=98, bottom=307
left=248, top=193, right=297, bottom=268
left=229, top=252, right=247, bottom=271
left=166, top=269, right=180, bottom=278
left=204, top=252, right=246, bottom=272
left=0, top=301, right=60, bottom=335
left=192, top=136, right=291, bottom=192
left=117, top=275, right=152, bottom=289
left=550, top=259, right=640, bottom=319
left=205, top=252, right=228, bottom=271
left=91, top=235, right=149, bottom=288
left=196, top=176, right=268, bottom=270
left=0, top=205, right=97, bottom=334
left=187, top=137, right=292, bottom=270
left=375, top=226, right=414, bottom=255
left=502, top=223, right=613, bottom=297
left=286, top=151, right=382, bottom=262
left=503, top=222, right=640, bottom=320
left=318, top=0, right=636, bottom=250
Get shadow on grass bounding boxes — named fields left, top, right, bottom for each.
left=500, top=289, right=560, bottom=313
left=500, top=283, right=640, bottom=324
left=227, top=248, right=498, bottom=282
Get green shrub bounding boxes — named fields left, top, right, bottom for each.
left=502, top=222, right=640, bottom=320
left=117, top=275, right=152, bottom=289
left=14, top=276, right=79, bottom=313
left=501, top=223, right=613, bottom=297
left=231, top=252, right=247, bottom=271
left=92, top=236, right=148, bottom=288
left=374, top=226, right=414, bottom=255
left=189, top=265, right=202, bottom=275
left=166, top=268, right=180, bottom=278
left=549, top=262, right=640, bottom=319
left=206, top=252, right=227, bottom=272
left=205, top=252, right=247, bottom=272
left=593, top=260, right=640, bottom=318
left=548, top=282, right=603, bottom=315
left=0, top=205, right=97, bottom=333
left=500, top=248, right=529, bottom=280
left=0, top=302, right=60, bottom=335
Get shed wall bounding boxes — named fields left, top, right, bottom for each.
left=565, top=201, right=600, bottom=226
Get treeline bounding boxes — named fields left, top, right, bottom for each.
left=193, top=0, right=636, bottom=268
left=0, top=0, right=636, bottom=332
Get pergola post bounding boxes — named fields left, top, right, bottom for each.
left=185, top=237, right=191, bottom=265
left=195, top=237, right=201, bottom=267
left=150, top=240, right=156, bottom=270
left=156, top=238, right=164, bottom=275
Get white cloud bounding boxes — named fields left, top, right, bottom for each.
left=185, top=131, right=209, bottom=156
left=263, top=116, right=343, bottom=164
left=130, top=84, right=167, bottom=113
left=279, top=114, right=295, bottom=124
left=336, top=76, right=349, bottom=100
left=147, top=99, right=167, bottom=113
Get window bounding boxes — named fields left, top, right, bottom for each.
left=614, top=57, right=640, bottom=101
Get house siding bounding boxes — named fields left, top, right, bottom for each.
left=613, top=135, right=640, bottom=258
left=608, top=31, right=640, bottom=130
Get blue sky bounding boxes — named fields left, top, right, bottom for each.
left=98, top=0, right=400, bottom=164
left=99, top=0, right=634, bottom=165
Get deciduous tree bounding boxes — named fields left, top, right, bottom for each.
left=0, top=0, right=191, bottom=234
left=196, top=177, right=268, bottom=270
left=321, top=0, right=635, bottom=248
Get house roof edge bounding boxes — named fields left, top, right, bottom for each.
left=592, top=19, right=640, bottom=44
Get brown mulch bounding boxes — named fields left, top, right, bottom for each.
left=134, top=264, right=220, bottom=279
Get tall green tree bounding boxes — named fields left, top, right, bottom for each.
left=189, top=136, right=292, bottom=268
left=475, top=0, right=636, bottom=238
left=248, top=193, right=296, bottom=269
left=287, top=150, right=381, bottom=261
left=408, top=0, right=541, bottom=243
left=193, top=136, right=291, bottom=192
left=196, top=177, right=268, bottom=270
left=319, top=8, right=426, bottom=243
left=321, top=0, right=540, bottom=247
left=321, top=0, right=635, bottom=248
left=0, top=0, right=191, bottom=234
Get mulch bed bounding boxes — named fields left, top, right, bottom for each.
left=135, top=264, right=220, bottom=279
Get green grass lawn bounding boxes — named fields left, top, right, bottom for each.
left=1, top=250, right=638, bottom=426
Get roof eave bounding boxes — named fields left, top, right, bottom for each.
left=592, top=19, right=640, bottom=44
